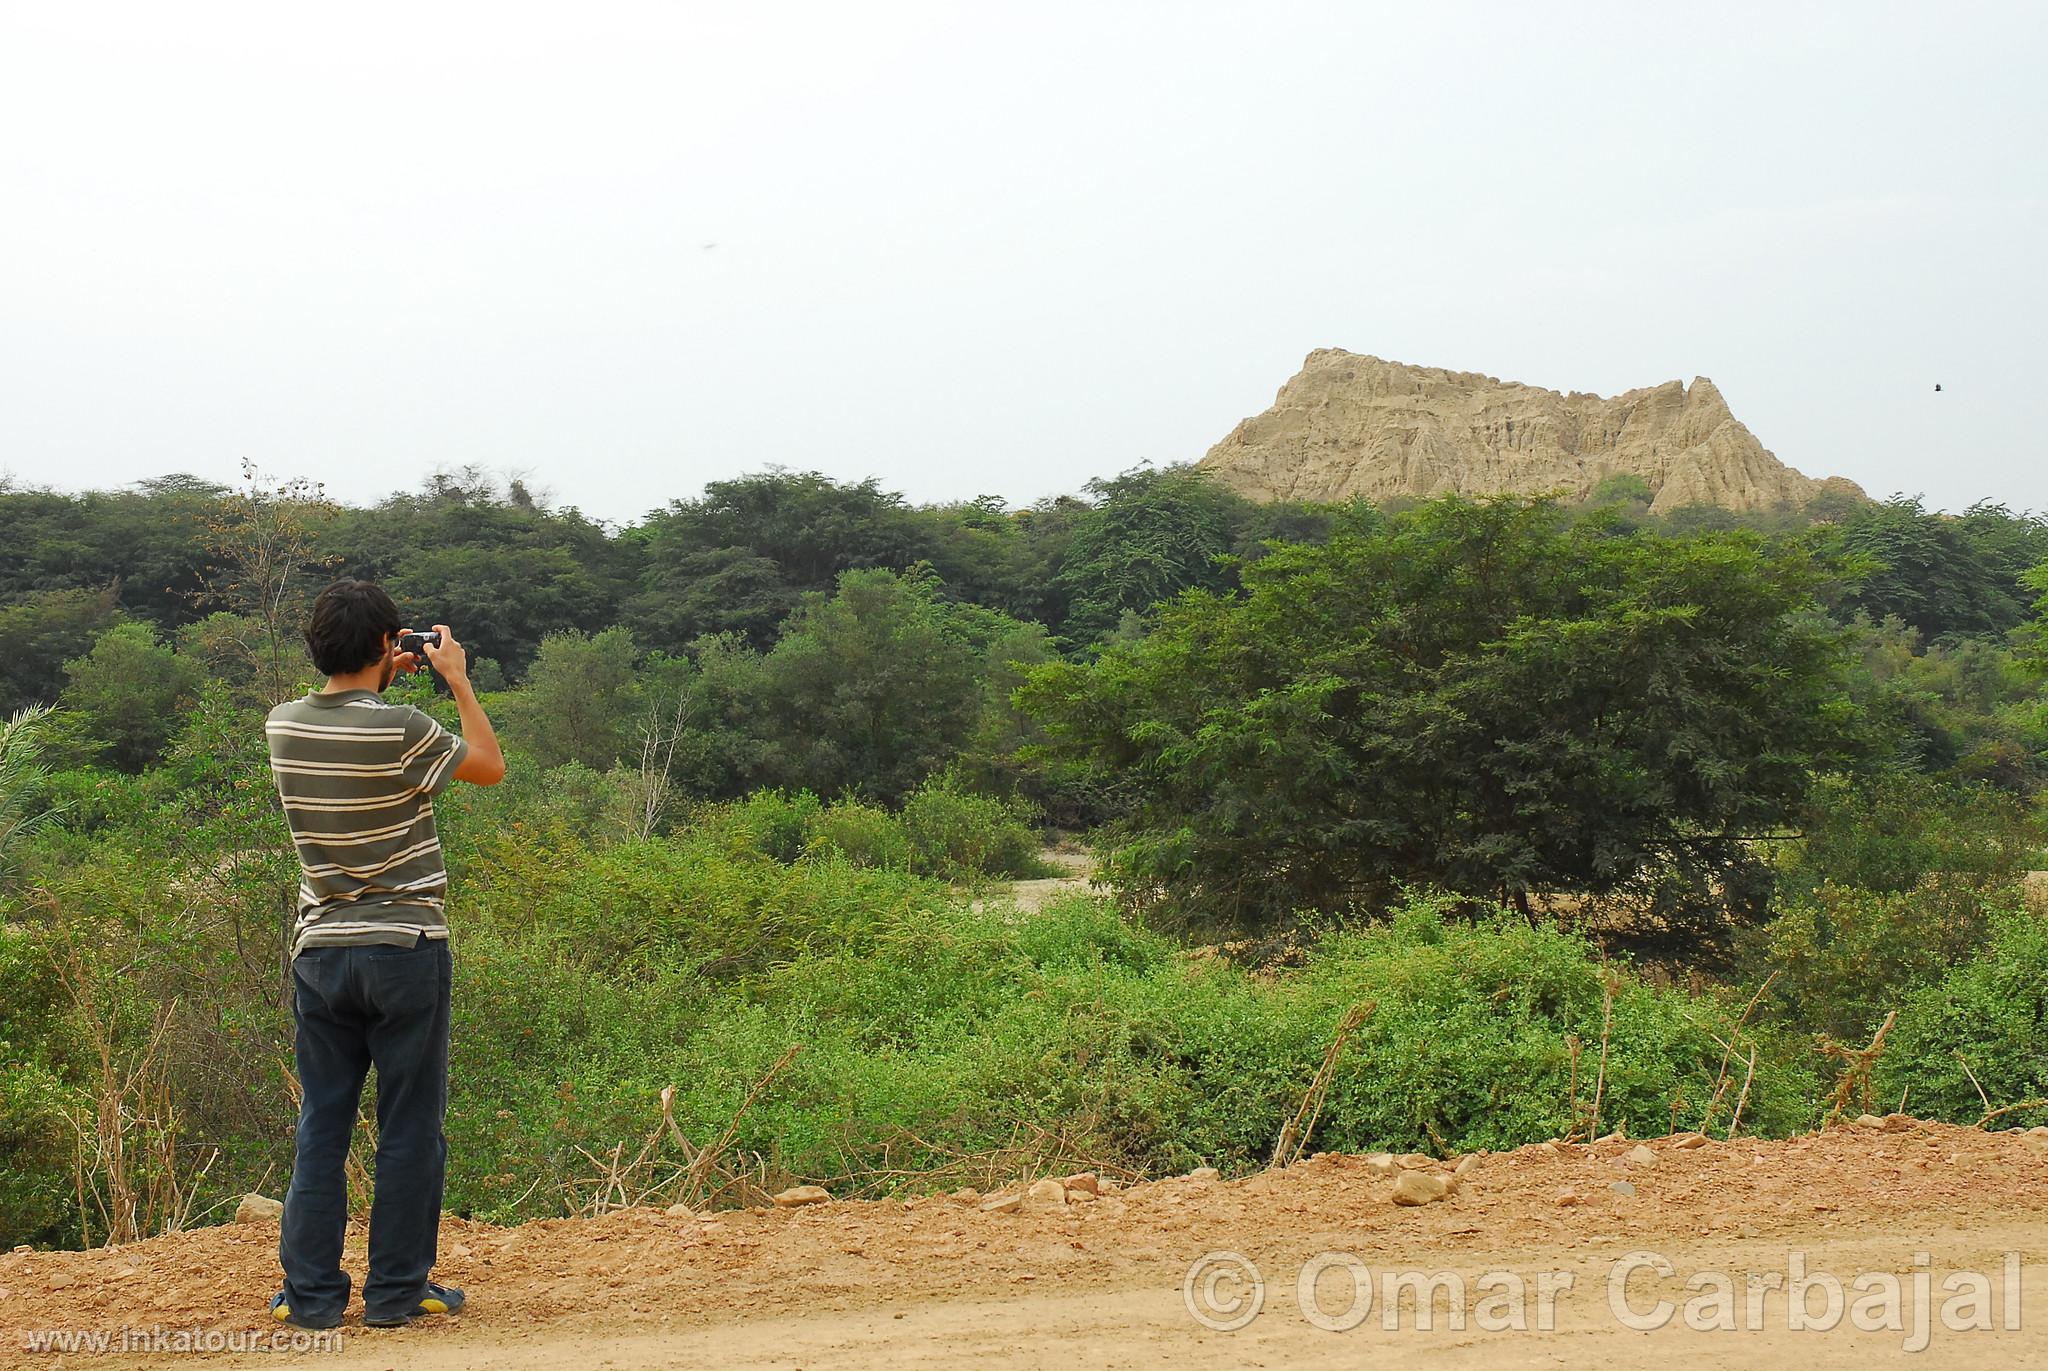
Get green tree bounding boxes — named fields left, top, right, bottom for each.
left=754, top=569, right=985, bottom=803
left=58, top=624, right=205, bottom=771
left=199, top=463, right=338, bottom=706
left=500, top=627, right=641, bottom=769
left=0, top=474, right=226, bottom=628
left=1830, top=497, right=2048, bottom=642
left=625, top=470, right=935, bottom=651
left=0, top=587, right=128, bottom=714
left=2020, top=557, right=2048, bottom=669
left=323, top=470, right=636, bottom=678
left=1053, top=464, right=1241, bottom=645
left=1021, top=497, right=1865, bottom=943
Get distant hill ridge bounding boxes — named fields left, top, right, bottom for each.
left=1197, top=350, right=1866, bottom=514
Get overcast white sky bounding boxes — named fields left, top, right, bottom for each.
left=3, top=1, right=2043, bottom=525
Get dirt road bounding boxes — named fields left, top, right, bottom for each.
left=5, top=1121, right=2044, bottom=1368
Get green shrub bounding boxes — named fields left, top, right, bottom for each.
left=1750, top=878, right=2015, bottom=1042
left=1779, top=772, right=2040, bottom=897
left=1875, top=908, right=2048, bottom=1128
left=807, top=799, right=911, bottom=870
left=3, top=825, right=1827, bottom=1244
left=693, top=789, right=825, bottom=864
left=899, top=775, right=1047, bottom=883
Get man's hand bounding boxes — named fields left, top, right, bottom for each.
left=418, top=624, right=469, bottom=684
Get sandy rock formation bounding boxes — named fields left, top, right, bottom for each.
left=1199, top=350, right=1865, bottom=515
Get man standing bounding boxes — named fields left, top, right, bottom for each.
left=264, top=578, right=505, bottom=1331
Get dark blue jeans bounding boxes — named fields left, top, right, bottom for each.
left=279, top=934, right=451, bottom=1324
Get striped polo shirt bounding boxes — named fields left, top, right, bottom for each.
left=265, top=688, right=469, bottom=959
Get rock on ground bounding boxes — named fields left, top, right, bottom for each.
left=1027, top=1179, right=1069, bottom=1207
left=772, top=1186, right=831, bottom=1208
left=233, top=1194, right=283, bottom=1223
left=1392, top=1171, right=1450, bottom=1206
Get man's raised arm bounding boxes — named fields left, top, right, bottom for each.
left=419, top=623, right=505, bottom=786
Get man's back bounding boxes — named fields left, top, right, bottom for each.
left=266, top=688, right=468, bottom=959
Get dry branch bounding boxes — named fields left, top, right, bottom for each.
left=1270, top=1001, right=1375, bottom=1170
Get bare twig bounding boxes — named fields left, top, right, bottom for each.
left=1955, top=1051, right=1991, bottom=1115
left=1563, top=1034, right=1583, bottom=1143
left=1701, top=971, right=1777, bottom=1131
left=567, top=1046, right=802, bottom=1217
left=1269, top=1001, right=1374, bottom=1170
left=1820, top=1011, right=1897, bottom=1128
left=1588, top=975, right=1615, bottom=1143
left=1977, top=1097, right=2048, bottom=1129
left=1727, top=1047, right=1758, bottom=1139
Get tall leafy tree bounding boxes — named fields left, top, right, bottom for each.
left=1830, top=496, right=2048, bottom=642
left=1052, top=464, right=1241, bottom=645
left=752, top=568, right=988, bottom=803
left=626, top=470, right=935, bottom=650
left=0, top=588, right=126, bottom=714
left=323, top=471, right=635, bottom=678
left=58, top=624, right=205, bottom=771
left=1021, top=497, right=1866, bottom=943
left=498, top=627, right=642, bottom=770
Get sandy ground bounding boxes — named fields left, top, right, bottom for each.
left=6, top=1120, right=2046, bottom=1369
left=971, top=844, right=1099, bottom=916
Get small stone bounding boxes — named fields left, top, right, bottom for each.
left=1391, top=1171, right=1449, bottom=1206
left=1671, top=1132, right=1708, bottom=1150
left=1186, top=1166, right=1221, bottom=1183
left=1061, top=1172, right=1099, bottom=1196
left=1595, top=1129, right=1625, bottom=1143
left=1454, top=1154, right=1481, bottom=1178
left=946, top=1188, right=981, bottom=1205
left=1853, top=1114, right=1885, bottom=1129
left=664, top=1203, right=695, bottom=1218
left=1395, top=1153, right=1433, bottom=1169
left=1739, top=1222, right=1760, bottom=1238
left=1363, top=1152, right=1398, bottom=1177
left=1554, top=1187, right=1582, bottom=1207
left=980, top=1193, right=1024, bottom=1214
left=1027, top=1178, right=1068, bottom=1206
left=47, top=1272, right=74, bottom=1291
left=1098, top=1178, right=1121, bottom=1194
left=2023, top=1135, right=2048, bottom=1155
left=771, top=1185, right=831, bottom=1208
left=1625, top=1144, right=1658, bottom=1168
left=1608, top=1180, right=1637, bottom=1199
left=234, top=1193, right=284, bottom=1223
left=2027, top=1126, right=2048, bottom=1137
left=1882, top=1113, right=1917, bottom=1132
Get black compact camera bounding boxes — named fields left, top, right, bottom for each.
left=398, top=630, right=442, bottom=655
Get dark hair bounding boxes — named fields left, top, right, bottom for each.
left=303, top=578, right=401, bottom=676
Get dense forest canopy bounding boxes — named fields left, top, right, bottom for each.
left=5, top=464, right=2044, bottom=687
